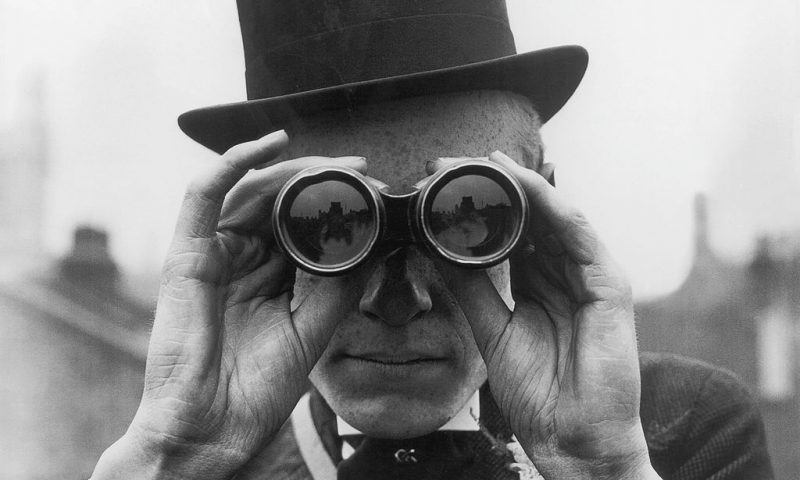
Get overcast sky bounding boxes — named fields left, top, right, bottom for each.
left=1, top=0, right=798, bottom=299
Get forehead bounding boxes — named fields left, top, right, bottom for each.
left=284, top=90, right=543, bottom=191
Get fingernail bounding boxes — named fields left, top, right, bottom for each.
left=264, top=129, right=288, bottom=140
left=338, top=156, right=367, bottom=173
left=338, top=156, right=367, bottom=168
left=255, top=129, right=289, bottom=147
left=425, top=159, right=443, bottom=175
left=250, top=130, right=289, bottom=170
left=489, top=150, right=518, bottom=168
left=367, top=177, right=390, bottom=191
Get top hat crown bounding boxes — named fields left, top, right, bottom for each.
left=179, top=0, right=588, bottom=154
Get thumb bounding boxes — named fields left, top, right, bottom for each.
left=434, top=262, right=513, bottom=363
left=286, top=276, right=361, bottom=373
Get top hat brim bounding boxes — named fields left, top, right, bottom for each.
left=178, top=45, right=588, bottom=154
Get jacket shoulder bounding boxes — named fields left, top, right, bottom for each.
left=639, top=352, right=774, bottom=480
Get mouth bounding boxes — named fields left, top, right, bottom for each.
left=342, top=353, right=446, bottom=366
left=335, top=352, right=453, bottom=384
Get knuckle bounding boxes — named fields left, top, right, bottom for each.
left=221, top=154, right=243, bottom=173
left=184, top=178, right=205, bottom=198
left=582, top=263, right=633, bottom=307
left=184, top=177, right=210, bottom=201
left=161, top=247, right=226, bottom=287
left=566, top=208, right=590, bottom=230
left=183, top=183, right=220, bottom=211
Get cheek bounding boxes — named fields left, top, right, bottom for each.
left=487, top=261, right=514, bottom=310
left=450, top=309, right=488, bottom=383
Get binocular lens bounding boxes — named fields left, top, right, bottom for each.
left=275, top=161, right=527, bottom=275
left=279, top=177, right=379, bottom=272
left=426, top=174, right=518, bottom=260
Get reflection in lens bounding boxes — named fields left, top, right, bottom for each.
left=284, top=180, right=374, bottom=267
left=428, top=175, right=517, bottom=258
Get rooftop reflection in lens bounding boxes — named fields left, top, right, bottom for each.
left=428, top=175, right=517, bottom=258
left=285, top=180, right=374, bottom=267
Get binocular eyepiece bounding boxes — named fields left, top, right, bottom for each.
left=273, top=160, right=528, bottom=275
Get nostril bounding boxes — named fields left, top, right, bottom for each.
left=360, top=282, right=432, bottom=326
left=358, top=247, right=434, bottom=326
left=361, top=309, right=381, bottom=322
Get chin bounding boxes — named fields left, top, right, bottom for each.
left=309, top=340, right=488, bottom=439
left=335, top=394, right=459, bottom=439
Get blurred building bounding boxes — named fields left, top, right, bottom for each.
left=0, top=225, right=151, bottom=479
left=0, top=78, right=151, bottom=479
left=637, top=194, right=800, bottom=480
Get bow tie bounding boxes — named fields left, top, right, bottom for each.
left=338, top=432, right=497, bottom=480
left=309, top=385, right=527, bottom=480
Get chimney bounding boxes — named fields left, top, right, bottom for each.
left=59, top=226, right=119, bottom=287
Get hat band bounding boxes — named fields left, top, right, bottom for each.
left=244, top=14, right=517, bottom=100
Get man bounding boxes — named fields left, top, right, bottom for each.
left=91, top=1, right=773, bottom=479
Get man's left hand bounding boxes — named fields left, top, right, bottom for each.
left=433, top=151, right=661, bottom=480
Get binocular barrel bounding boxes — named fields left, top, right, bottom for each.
left=273, top=160, right=528, bottom=275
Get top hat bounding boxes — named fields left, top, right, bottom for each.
left=178, top=0, right=588, bottom=154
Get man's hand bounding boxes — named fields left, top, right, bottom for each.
left=92, top=131, right=366, bottom=480
left=433, top=151, right=660, bottom=480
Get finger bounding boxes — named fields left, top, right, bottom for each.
left=365, top=176, right=390, bottom=192
left=489, top=150, right=603, bottom=267
left=229, top=275, right=356, bottom=427
left=509, top=244, right=571, bottom=309
left=433, top=261, right=515, bottom=362
left=266, top=276, right=363, bottom=374
left=227, top=249, right=296, bottom=329
left=222, top=234, right=294, bottom=299
left=174, top=130, right=290, bottom=240
left=219, top=156, right=367, bottom=235
left=417, top=156, right=488, bottom=190
left=488, top=153, right=637, bottom=363
left=539, top=162, right=556, bottom=187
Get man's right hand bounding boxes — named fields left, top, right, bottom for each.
left=91, top=130, right=366, bottom=480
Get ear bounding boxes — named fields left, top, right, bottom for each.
left=538, top=162, right=556, bottom=187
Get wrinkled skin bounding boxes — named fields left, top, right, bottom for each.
left=92, top=92, right=660, bottom=480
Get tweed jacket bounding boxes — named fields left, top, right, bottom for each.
left=233, top=353, right=774, bottom=480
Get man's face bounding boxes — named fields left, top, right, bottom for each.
left=285, top=90, right=543, bottom=439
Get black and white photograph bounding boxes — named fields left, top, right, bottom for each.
left=0, top=1, right=797, bottom=479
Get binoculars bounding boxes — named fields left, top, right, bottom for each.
left=273, top=160, right=529, bottom=275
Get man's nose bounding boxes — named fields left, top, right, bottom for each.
left=358, top=248, right=433, bottom=326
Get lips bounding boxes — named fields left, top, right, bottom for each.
left=343, top=352, right=446, bottom=365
